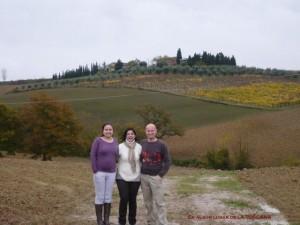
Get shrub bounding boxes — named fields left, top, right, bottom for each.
left=0, top=104, right=21, bottom=155
left=282, top=158, right=300, bottom=167
left=154, top=67, right=163, bottom=74
left=171, top=66, right=178, bottom=74
left=234, top=147, right=253, bottom=169
left=172, top=158, right=204, bottom=168
left=195, top=68, right=204, bottom=76
left=178, top=66, right=187, bottom=74
left=205, top=147, right=231, bottom=170
left=163, top=66, right=170, bottom=74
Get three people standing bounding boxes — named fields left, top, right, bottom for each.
left=90, top=123, right=171, bottom=225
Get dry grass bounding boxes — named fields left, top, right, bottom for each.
left=0, top=156, right=95, bottom=225
left=0, top=156, right=297, bottom=224
left=0, top=156, right=200, bottom=225
left=237, top=167, right=300, bottom=224
left=0, top=85, right=17, bottom=95
left=166, top=106, right=300, bottom=167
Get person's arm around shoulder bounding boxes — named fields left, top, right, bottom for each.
left=117, top=143, right=123, bottom=163
left=135, top=142, right=142, bottom=152
left=135, top=142, right=142, bottom=164
left=139, top=139, right=145, bottom=163
left=158, top=140, right=171, bottom=178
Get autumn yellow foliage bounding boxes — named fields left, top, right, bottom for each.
left=189, top=82, right=300, bottom=107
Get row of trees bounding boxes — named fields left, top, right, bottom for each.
left=51, top=48, right=237, bottom=80
left=52, top=62, right=103, bottom=80
left=15, top=65, right=299, bottom=93
left=189, top=52, right=236, bottom=66
left=176, top=48, right=236, bottom=66
left=0, top=94, right=183, bottom=160
left=52, top=59, right=149, bottom=80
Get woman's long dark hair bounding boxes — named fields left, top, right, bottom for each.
left=122, top=128, right=138, bottom=142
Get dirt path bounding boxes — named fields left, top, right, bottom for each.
left=0, top=158, right=293, bottom=225
left=69, top=170, right=289, bottom=225
left=178, top=174, right=289, bottom=225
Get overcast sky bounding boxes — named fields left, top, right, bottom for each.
left=0, top=0, right=299, bottom=81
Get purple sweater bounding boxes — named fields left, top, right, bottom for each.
left=90, top=137, right=118, bottom=173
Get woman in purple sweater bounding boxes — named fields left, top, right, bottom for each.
left=90, top=123, right=118, bottom=225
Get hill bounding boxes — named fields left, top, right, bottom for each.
left=1, top=74, right=299, bottom=169
left=166, top=106, right=300, bottom=167
left=0, top=87, right=261, bottom=132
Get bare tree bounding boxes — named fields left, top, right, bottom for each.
left=1, top=69, right=7, bottom=81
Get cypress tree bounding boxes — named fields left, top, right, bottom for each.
left=176, top=48, right=182, bottom=65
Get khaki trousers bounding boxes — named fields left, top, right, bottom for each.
left=141, top=174, right=168, bottom=225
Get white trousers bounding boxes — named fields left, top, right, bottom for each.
left=93, top=171, right=116, bottom=204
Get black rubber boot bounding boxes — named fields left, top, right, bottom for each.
left=103, top=203, right=111, bottom=225
left=95, top=204, right=104, bottom=225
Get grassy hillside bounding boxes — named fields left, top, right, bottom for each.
left=2, top=79, right=299, bottom=168
left=166, top=106, right=300, bottom=167
left=101, top=74, right=300, bottom=108
left=0, top=87, right=262, bottom=131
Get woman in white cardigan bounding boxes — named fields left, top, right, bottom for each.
left=116, top=128, right=142, bottom=225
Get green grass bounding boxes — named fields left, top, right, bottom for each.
left=0, top=87, right=262, bottom=130
left=175, top=171, right=207, bottom=196
left=177, top=176, right=203, bottom=196
left=175, top=171, right=245, bottom=196
left=177, top=183, right=203, bottom=196
left=221, top=199, right=256, bottom=209
left=213, top=178, right=243, bottom=191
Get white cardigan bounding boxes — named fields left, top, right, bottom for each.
left=117, top=142, right=142, bottom=181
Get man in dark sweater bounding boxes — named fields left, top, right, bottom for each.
left=140, top=123, right=171, bottom=225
